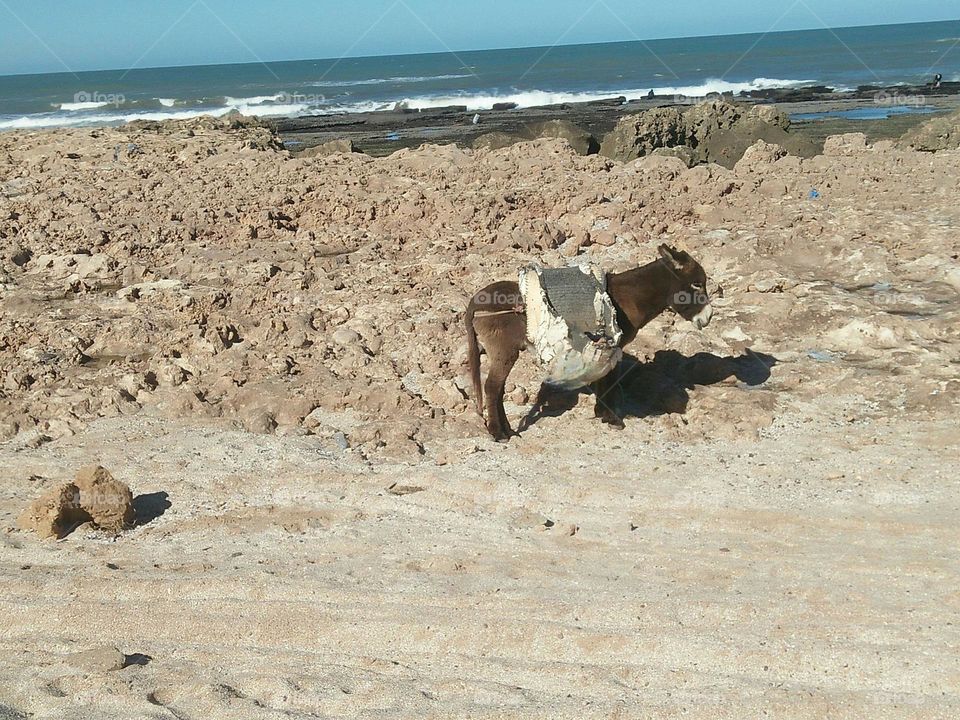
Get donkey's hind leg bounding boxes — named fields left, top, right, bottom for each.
left=474, top=308, right=525, bottom=441
left=483, top=342, right=521, bottom=441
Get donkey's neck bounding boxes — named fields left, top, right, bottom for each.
left=607, top=260, right=675, bottom=342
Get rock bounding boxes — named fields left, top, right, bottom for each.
left=650, top=145, right=698, bottom=168
left=682, top=100, right=742, bottom=147
left=600, top=107, right=686, bottom=161
left=758, top=178, right=789, bottom=197
left=492, top=102, right=518, bottom=111
left=697, top=117, right=819, bottom=169
left=17, top=466, right=135, bottom=538
left=117, top=279, right=184, bottom=301
left=74, top=466, right=136, bottom=534
left=823, top=133, right=869, bottom=156
left=68, top=646, right=127, bottom=672
left=747, top=104, right=791, bottom=131
left=528, top=120, right=599, bottom=155
left=471, top=132, right=524, bottom=152
left=332, top=327, right=361, bottom=345
left=735, top=140, right=788, bottom=171
left=301, top=139, right=361, bottom=157
left=898, top=108, right=960, bottom=151
left=241, top=409, right=278, bottom=435
left=17, top=483, right=88, bottom=539
left=8, top=246, right=31, bottom=267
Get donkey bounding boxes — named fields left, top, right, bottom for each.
left=465, top=245, right=715, bottom=440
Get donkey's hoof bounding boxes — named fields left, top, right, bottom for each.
left=487, top=425, right=513, bottom=442
left=598, top=413, right=625, bottom=429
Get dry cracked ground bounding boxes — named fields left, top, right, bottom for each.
left=0, top=117, right=958, bottom=718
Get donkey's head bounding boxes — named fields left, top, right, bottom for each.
left=657, top=244, right=716, bottom=330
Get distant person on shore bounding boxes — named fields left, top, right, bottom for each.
left=647, top=89, right=655, bottom=99
left=933, top=73, right=942, bottom=88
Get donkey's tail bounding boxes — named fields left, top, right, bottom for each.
left=465, top=304, right=483, bottom=417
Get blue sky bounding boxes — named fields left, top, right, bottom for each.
left=0, top=0, right=956, bottom=75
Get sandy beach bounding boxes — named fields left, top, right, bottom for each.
left=1, top=105, right=959, bottom=718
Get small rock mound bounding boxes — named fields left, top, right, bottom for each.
left=822, top=133, right=870, bottom=156
left=472, top=121, right=598, bottom=155
left=471, top=132, right=526, bottom=152
left=18, top=466, right=136, bottom=539
left=527, top=120, right=599, bottom=156
left=898, top=108, right=960, bottom=151
left=301, top=139, right=361, bottom=157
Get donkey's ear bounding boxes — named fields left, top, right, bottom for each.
left=658, top=244, right=684, bottom=271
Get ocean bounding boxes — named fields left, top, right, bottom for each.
left=0, top=19, right=957, bottom=131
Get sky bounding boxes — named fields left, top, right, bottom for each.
left=0, top=0, right=956, bottom=76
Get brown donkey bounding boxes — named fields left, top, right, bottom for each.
left=465, top=245, right=715, bottom=440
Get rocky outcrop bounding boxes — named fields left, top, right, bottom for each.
left=697, top=117, right=818, bottom=169
left=599, top=107, right=686, bottom=162
left=650, top=145, right=698, bottom=168
left=599, top=100, right=809, bottom=168
left=682, top=100, right=741, bottom=149
left=898, top=108, right=960, bottom=151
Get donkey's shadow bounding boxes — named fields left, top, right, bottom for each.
left=519, top=349, right=777, bottom=431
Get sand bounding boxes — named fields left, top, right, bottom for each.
left=0, top=113, right=958, bottom=718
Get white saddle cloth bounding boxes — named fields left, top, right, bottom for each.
left=519, top=263, right=623, bottom=390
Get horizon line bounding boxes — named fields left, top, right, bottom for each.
left=0, top=16, right=957, bottom=80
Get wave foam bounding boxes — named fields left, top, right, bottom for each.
left=0, top=107, right=240, bottom=131
left=224, top=93, right=287, bottom=106
left=58, top=100, right=113, bottom=111
left=310, top=73, right=473, bottom=87
left=389, top=78, right=817, bottom=112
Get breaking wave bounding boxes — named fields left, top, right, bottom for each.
left=1, top=77, right=820, bottom=130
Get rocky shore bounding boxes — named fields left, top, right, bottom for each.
left=1, top=104, right=959, bottom=717
left=270, top=82, right=960, bottom=157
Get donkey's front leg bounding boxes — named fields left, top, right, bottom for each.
left=591, top=369, right=625, bottom=429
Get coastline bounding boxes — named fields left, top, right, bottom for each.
left=268, top=83, right=960, bottom=156
left=2, top=105, right=959, bottom=718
